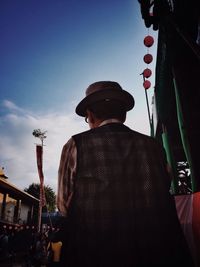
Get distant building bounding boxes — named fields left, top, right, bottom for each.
left=0, top=167, right=39, bottom=228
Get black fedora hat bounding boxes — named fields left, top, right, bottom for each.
left=75, top=81, right=135, bottom=117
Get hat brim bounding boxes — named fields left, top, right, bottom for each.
left=76, top=88, right=135, bottom=117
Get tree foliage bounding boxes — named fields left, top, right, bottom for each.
left=24, top=183, right=56, bottom=212
left=32, top=129, right=47, bottom=140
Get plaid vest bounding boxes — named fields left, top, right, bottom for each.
left=64, top=123, right=193, bottom=267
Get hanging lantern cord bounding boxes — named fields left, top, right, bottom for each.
left=140, top=73, right=152, bottom=129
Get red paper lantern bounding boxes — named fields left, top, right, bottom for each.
left=143, top=68, right=152, bottom=78
left=143, top=53, right=153, bottom=64
left=144, top=35, right=154, bottom=47
left=143, top=80, right=151, bottom=90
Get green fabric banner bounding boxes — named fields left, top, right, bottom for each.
left=162, top=129, right=179, bottom=194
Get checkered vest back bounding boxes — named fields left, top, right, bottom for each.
left=65, top=123, right=193, bottom=266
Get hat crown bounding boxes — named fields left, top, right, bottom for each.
left=86, top=81, right=123, bottom=96
left=76, top=80, right=135, bottom=117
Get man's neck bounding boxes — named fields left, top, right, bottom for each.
left=99, top=118, right=123, bottom=127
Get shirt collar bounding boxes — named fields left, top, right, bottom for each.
left=99, top=118, right=123, bottom=127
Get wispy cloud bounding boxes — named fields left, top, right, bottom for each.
left=3, top=100, right=25, bottom=113
left=0, top=100, right=87, bottom=193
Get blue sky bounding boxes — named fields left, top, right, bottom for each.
left=0, top=0, right=157, bottom=194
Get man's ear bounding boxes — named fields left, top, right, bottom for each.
left=87, top=110, right=95, bottom=123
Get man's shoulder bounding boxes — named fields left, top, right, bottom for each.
left=131, top=129, right=157, bottom=142
left=62, top=137, right=76, bottom=152
left=72, top=124, right=157, bottom=143
left=133, top=130, right=163, bottom=147
left=72, top=129, right=91, bottom=139
left=72, top=123, right=127, bottom=139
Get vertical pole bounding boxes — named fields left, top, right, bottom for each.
left=142, top=74, right=153, bottom=135
left=38, top=197, right=42, bottom=232
left=33, top=129, right=47, bottom=233
left=1, top=193, right=7, bottom=220
left=36, top=144, right=44, bottom=233
left=144, top=89, right=152, bottom=129
left=40, top=142, right=43, bottom=232
left=37, top=145, right=43, bottom=233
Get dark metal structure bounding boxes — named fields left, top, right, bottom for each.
left=138, top=3, right=200, bottom=266
left=139, top=0, right=200, bottom=194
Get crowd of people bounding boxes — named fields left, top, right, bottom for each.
left=0, top=224, right=62, bottom=267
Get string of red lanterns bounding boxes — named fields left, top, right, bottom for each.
left=142, top=34, right=154, bottom=90
left=140, top=31, right=155, bottom=132
left=143, top=80, right=151, bottom=90
left=143, top=68, right=152, bottom=78
left=144, top=35, right=154, bottom=47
